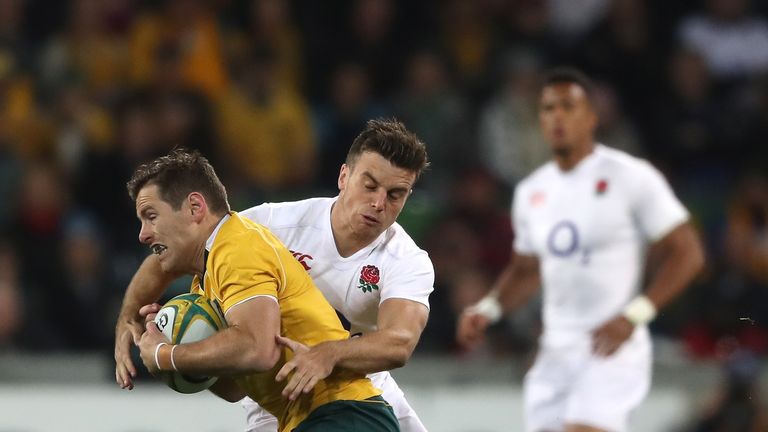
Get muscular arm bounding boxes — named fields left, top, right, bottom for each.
left=456, top=252, right=541, bottom=349
left=494, top=253, right=542, bottom=313
left=275, top=298, right=428, bottom=400
left=324, top=298, right=427, bottom=372
left=643, top=221, right=704, bottom=310
left=140, top=296, right=282, bottom=376
left=592, top=221, right=704, bottom=356
left=115, top=254, right=180, bottom=389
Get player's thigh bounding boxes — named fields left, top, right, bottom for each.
left=374, top=372, right=427, bottom=432
left=523, top=350, right=578, bottom=432
left=565, top=337, right=651, bottom=432
left=293, top=396, right=399, bottom=432
left=241, top=397, right=278, bottom=432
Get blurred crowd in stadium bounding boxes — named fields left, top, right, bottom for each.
left=0, top=0, right=767, bottom=379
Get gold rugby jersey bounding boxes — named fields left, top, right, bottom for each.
left=191, top=212, right=380, bottom=432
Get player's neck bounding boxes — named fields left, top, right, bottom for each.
left=194, top=214, right=226, bottom=275
left=330, top=202, right=371, bottom=258
left=554, top=141, right=595, bottom=172
left=335, top=233, right=371, bottom=258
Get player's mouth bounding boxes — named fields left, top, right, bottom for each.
left=151, top=244, right=168, bottom=256
left=361, top=214, right=380, bottom=226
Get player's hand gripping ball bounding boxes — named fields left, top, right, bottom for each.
left=154, top=293, right=227, bottom=393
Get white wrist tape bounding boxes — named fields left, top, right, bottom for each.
left=154, top=342, right=168, bottom=371
left=170, top=345, right=179, bottom=372
left=622, top=295, right=657, bottom=326
left=468, top=296, right=503, bottom=324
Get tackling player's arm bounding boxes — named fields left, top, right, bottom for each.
left=456, top=252, right=541, bottom=350
left=592, top=221, right=704, bottom=356
left=276, top=298, right=428, bottom=401
left=138, top=296, right=281, bottom=377
left=115, top=254, right=180, bottom=390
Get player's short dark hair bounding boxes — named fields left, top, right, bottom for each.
left=127, top=148, right=230, bottom=215
left=541, top=66, right=594, bottom=100
left=346, top=118, right=430, bottom=180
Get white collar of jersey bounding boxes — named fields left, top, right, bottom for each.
left=559, top=142, right=604, bottom=175
left=205, top=213, right=231, bottom=253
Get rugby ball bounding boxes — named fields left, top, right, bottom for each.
left=154, top=293, right=227, bottom=394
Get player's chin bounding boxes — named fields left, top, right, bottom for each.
left=157, top=255, right=174, bottom=272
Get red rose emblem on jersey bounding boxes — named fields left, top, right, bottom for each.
left=358, top=265, right=380, bottom=293
left=596, top=179, right=608, bottom=195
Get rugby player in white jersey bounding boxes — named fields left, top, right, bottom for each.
left=115, top=119, right=433, bottom=432
left=457, top=68, right=705, bottom=432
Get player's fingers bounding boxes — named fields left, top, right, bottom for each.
left=143, top=312, right=158, bottom=326
left=457, top=316, right=484, bottom=348
left=281, top=372, right=303, bottom=398
left=138, top=303, right=161, bottom=318
left=302, top=376, right=320, bottom=394
left=276, top=335, right=308, bottom=353
left=288, top=373, right=313, bottom=401
left=592, top=335, right=616, bottom=357
left=455, top=316, right=472, bottom=344
left=116, top=364, right=135, bottom=389
left=125, top=355, right=137, bottom=377
left=275, top=361, right=296, bottom=382
left=116, top=347, right=138, bottom=377
left=145, top=320, right=159, bottom=332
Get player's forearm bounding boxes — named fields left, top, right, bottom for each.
left=170, top=327, right=281, bottom=376
left=321, top=329, right=417, bottom=373
left=495, top=256, right=541, bottom=314
left=116, top=255, right=177, bottom=324
left=644, top=223, right=704, bottom=309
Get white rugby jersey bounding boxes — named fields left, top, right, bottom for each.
left=240, top=197, right=434, bottom=336
left=513, top=144, right=689, bottom=333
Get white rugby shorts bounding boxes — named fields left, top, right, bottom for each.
left=523, top=326, right=651, bottom=432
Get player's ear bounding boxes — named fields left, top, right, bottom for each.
left=338, top=164, right=350, bottom=191
left=188, top=192, right=207, bottom=221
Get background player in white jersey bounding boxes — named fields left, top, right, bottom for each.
left=114, top=119, right=434, bottom=432
left=457, top=68, right=705, bottom=432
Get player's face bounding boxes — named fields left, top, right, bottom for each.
left=539, top=82, right=597, bottom=156
left=336, top=151, right=416, bottom=241
left=135, top=184, right=198, bottom=274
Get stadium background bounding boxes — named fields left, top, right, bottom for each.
left=0, top=0, right=767, bottom=430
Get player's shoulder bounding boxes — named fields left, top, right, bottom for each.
left=378, top=222, right=432, bottom=263
left=595, top=145, right=662, bottom=179
left=241, top=197, right=333, bottom=228
left=517, top=160, right=558, bottom=192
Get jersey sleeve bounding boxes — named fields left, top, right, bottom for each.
left=630, top=161, right=689, bottom=241
left=512, top=182, right=535, bottom=255
left=208, top=237, right=282, bottom=314
left=379, top=251, right=434, bottom=309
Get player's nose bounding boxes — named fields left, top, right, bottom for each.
left=370, top=190, right=386, bottom=211
left=138, top=222, right=153, bottom=244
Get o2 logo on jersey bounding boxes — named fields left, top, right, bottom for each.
left=547, top=220, right=579, bottom=257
